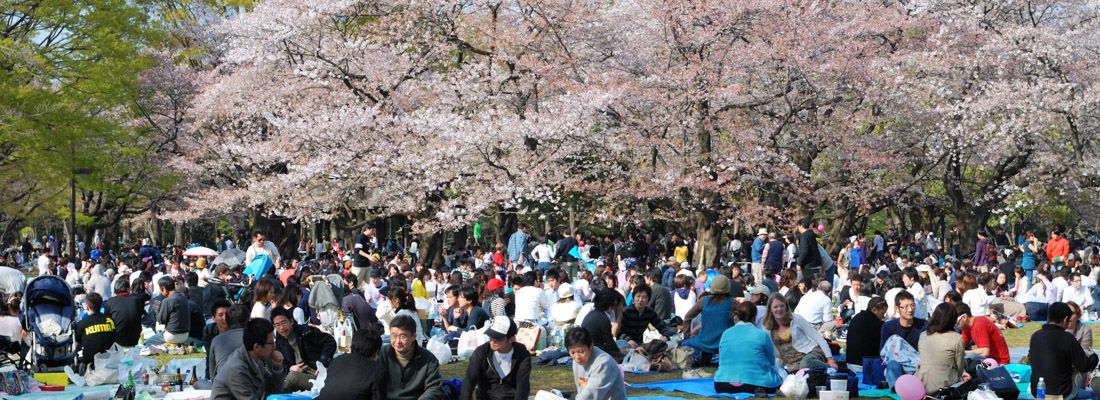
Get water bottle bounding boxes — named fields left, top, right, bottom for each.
left=1037, top=377, right=1046, bottom=399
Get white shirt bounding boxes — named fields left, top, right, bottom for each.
left=575, top=303, right=595, bottom=326
left=37, top=255, right=50, bottom=276
left=962, top=289, right=993, bottom=316
left=245, top=241, right=281, bottom=266
left=492, top=349, right=514, bottom=378
left=530, top=244, right=553, bottom=264
left=552, top=301, right=581, bottom=325
left=793, top=290, right=833, bottom=325
left=513, top=286, right=548, bottom=322
left=673, top=290, right=697, bottom=319
left=1062, top=286, right=1094, bottom=309
left=573, top=279, right=592, bottom=303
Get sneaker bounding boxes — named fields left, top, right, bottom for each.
left=682, top=368, right=713, bottom=379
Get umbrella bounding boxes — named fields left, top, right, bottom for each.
left=212, top=247, right=246, bottom=267
left=183, top=246, right=219, bottom=257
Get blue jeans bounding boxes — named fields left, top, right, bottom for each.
left=885, top=361, right=914, bottom=389
left=1026, top=302, right=1048, bottom=321
left=1025, top=269, right=1035, bottom=284
left=538, top=262, right=550, bottom=273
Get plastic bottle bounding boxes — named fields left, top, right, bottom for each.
left=128, top=370, right=135, bottom=388
left=1037, top=377, right=1046, bottom=399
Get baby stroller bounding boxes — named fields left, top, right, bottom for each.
left=23, top=276, right=77, bottom=371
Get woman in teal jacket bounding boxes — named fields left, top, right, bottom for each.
left=714, top=301, right=783, bottom=394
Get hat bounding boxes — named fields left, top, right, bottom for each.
left=709, top=274, right=730, bottom=294
left=915, top=264, right=932, bottom=274
left=557, top=283, right=574, bottom=298
left=196, top=258, right=207, bottom=269
left=748, top=285, right=771, bottom=297
left=849, top=235, right=858, bottom=243
left=369, top=268, right=382, bottom=278
left=484, top=316, right=517, bottom=339
left=680, top=261, right=690, bottom=269
left=667, top=256, right=678, bottom=262
left=676, top=269, right=694, bottom=278
left=757, top=228, right=768, bottom=236
left=487, top=278, right=506, bottom=292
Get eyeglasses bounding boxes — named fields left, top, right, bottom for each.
left=264, top=341, right=275, bottom=347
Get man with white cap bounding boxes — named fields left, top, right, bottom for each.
left=460, top=316, right=531, bottom=400
left=751, top=228, right=767, bottom=283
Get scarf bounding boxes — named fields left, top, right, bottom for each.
left=674, top=288, right=691, bottom=300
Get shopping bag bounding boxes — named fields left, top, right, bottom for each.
left=780, top=372, right=809, bottom=400
left=457, top=330, right=488, bottom=358
left=427, top=335, right=453, bottom=365
left=621, top=350, right=651, bottom=373
left=976, top=366, right=1020, bottom=400
left=515, top=325, right=542, bottom=352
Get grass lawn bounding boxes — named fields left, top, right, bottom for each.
left=157, top=322, right=1088, bottom=399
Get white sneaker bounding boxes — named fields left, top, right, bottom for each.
left=682, top=368, right=713, bottom=379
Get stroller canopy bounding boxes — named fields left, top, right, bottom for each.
left=25, top=276, right=74, bottom=309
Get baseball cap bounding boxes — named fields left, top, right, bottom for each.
left=557, top=283, right=574, bottom=298
left=487, top=278, right=506, bottom=292
left=749, top=285, right=771, bottom=297
left=484, top=316, right=517, bottom=339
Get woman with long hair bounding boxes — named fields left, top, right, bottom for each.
left=762, top=294, right=836, bottom=372
left=385, top=287, right=424, bottom=342
left=916, top=303, right=967, bottom=394
left=251, top=279, right=275, bottom=320
left=276, top=282, right=306, bottom=324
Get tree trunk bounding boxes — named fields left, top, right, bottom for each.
left=497, top=207, right=518, bottom=246
left=692, top=210, right=720, bottom=269
left=421, top=231, right=445, bottom=268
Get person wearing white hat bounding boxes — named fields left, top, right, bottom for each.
left=460, top=316, right=532, bottom=400
left=750, top=228, right=768, bottom=283
left=551, top=283, right=581, bottom=327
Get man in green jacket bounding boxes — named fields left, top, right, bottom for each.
left=380, top=314, right=443, bottom=400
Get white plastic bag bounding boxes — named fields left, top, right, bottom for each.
left=642, top=325, right=663, bottom=344
left=309, top=361, right=327, bottom=396
left=457, top=330, right=488, bottom=358
left=967, top=387, right=999, bottom=400
left=427, top=335, right=452, bottom=365
left=621, top=349, right=651, bottom=373
left=780, top=372, right=809, bottom=400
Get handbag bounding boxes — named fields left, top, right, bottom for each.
left=861, top=357, right=887, bottom=388
left=975, top=366, right=1020, bottom=400
left=668, top=346, right=694, bottom=370
left=515, top=323, right=542, bottom=352
left=931, top=379, right=979, bottom=400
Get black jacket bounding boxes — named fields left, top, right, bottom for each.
left=1029, top=324, right=1099, bottom=397
left=104, top=292, right=149, bottom=347
left=459, top=342, right=532, bottom=400
left=580, top=309, right=623, bottom=362
left=275, top=324, right=337, bottom=368
left=797, top=230, right=822, bottom=270
left=315, top=353, right=386, bottom=400
left=845, top=310, right=884, bottom=364
left=620, top=306, right=666, bottom=344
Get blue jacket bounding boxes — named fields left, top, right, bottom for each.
left=751, top=238, right=765, bottom=262
left=507, top=231, right=527, bottom=262
left=716, top=322, right=783, bottom=388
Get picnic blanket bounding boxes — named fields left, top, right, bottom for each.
left=629, top=378, right=767, bottom=399
left=12, top=384, right=117, bottom=400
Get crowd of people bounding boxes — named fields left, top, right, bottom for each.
left=1, top=220, right=1100, bottom=399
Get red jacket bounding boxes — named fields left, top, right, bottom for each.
left=1047, top=237, right=1069, bottom=263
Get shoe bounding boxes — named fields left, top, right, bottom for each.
left=682, top=368, right=713, bottom=379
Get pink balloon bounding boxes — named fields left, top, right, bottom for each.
left=894, top=375, right=926, bottom=400
left=817, top=224, right=826, bottom=233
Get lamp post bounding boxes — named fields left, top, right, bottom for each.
left=69, top=166, right=94, bottom=257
